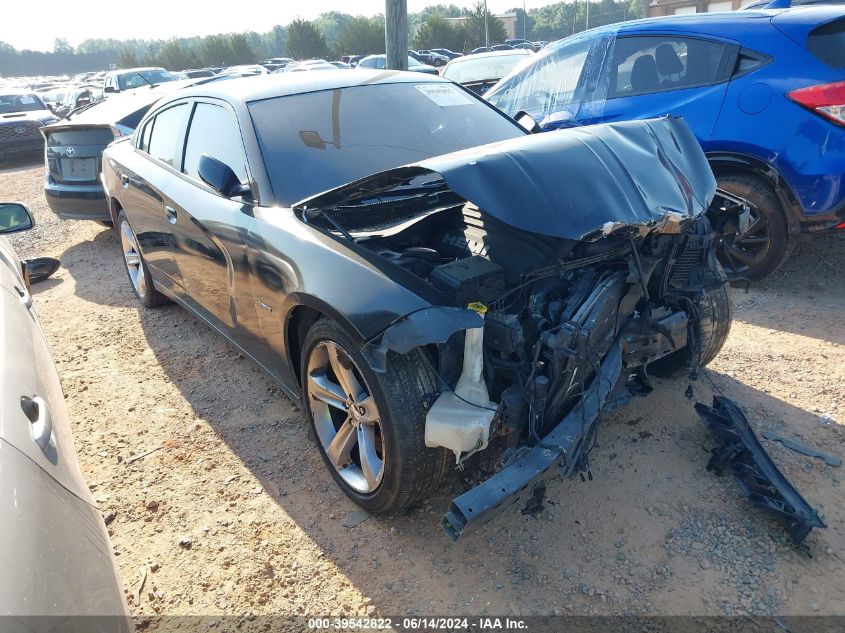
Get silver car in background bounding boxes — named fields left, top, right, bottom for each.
left=0, top=203, right=130, bottom=631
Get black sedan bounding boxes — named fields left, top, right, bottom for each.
left=101, top=71, right=731, bottom=539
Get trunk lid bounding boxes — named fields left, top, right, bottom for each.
left=42, top=124, right=115, bottom=184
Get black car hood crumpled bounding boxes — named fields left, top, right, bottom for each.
left=296, top=116, right=716, bottom=241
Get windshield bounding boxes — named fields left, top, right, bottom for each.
left=0, top=93, right=47, bottom=114
left=118, top=70, right=176, bottom=90
left=444, top=54, right=530, bottom=84
left=38, top=90, right=66, bottom=103
left=248, top=82, right=524, bottom=205
left=408, top=56, right=422, bottom=66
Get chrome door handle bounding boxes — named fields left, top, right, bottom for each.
left=165, top=206, right=177, bottom=224
left=13, top=283, right=32, bottom=309
left=120, top=173, right=130, bottom=188
left=22, top=396, right=53, bottom=451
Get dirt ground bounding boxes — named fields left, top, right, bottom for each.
left=4, top=160, right=845, bottom=621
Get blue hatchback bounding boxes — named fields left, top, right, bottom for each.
left=486, top=7, right=845, bottom=279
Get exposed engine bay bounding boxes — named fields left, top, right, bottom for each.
left=294, top=117, right=825, bottom=544
left=308, top=191, right=727, bottom=468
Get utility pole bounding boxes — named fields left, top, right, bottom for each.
left=522, top=0, right=527, bottom=39
left=385, top=0, right=408, bottom=70
left=484, top=0, right=490, bottom=48
left=585, top=0, right=590, bottom=31
left=572, top=0, right=578, bottom=34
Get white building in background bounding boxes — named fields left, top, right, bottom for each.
left=648, top=0, right=743, bottom=17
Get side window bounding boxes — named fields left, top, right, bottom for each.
left=146, top=104, right=188, bottom=167
left=733, top=51, right=769, bottom=78
left=610, top=36, right=729, bottom=97
left=182, top=103, right=248, bottom=185
left=138, top=118, right=153, bottom=151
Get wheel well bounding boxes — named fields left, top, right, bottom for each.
left=109, top=198, right=123, bottom=226
left=286, top=305, right=323, bottom=388
left=707, top=158, right=802, bottom=235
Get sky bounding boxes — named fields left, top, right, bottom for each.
left=2, top=0, right=561, bottom=52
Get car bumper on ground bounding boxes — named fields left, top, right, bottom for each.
left=44, top=175, right=111, bottom=221
left=442, top=341, right=624, bottom=541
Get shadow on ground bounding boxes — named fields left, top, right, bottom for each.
left=55, top=224, right=845, bottom=616
left=728, top=234, right=845, bottom=346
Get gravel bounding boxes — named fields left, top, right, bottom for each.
left=3, top=161, right=845, bottom=617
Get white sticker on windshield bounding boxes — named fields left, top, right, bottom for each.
left=20, top=96, right=35, bottom=104
left=414, top=84, right=473, bottom=107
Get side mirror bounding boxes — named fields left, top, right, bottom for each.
left=198, top=155, right=250, bottom=198
left=25, top=257, right=61, bottom=284
left=0, top=203, right=34, bottom=234
left=104, top=85, right=117, bottom=94
left=514, top=111, right=541, bottom=134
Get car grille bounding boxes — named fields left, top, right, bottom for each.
left=0, top=121, right=41, bottom=142
left=669, top=235, right=708, bottom=289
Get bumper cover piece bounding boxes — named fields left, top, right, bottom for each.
left=695, top=396, right=826, bottom=545
left=441, top=341, right=623, bottom=541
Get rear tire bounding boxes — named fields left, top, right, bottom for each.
left=301, top=318, right=450, bottom=513
left=713, top=173, right=792, bottom=281
left=117, top=211, right=169, bottom=308
left=649, top=283, right=732, bottom=377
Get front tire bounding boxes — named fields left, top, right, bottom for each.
left=301, top=318, right=450, bottom=513
left=649, top=283, right=732, bottom=377
left=713, top=173, right=792, bottom=280
left=117, top=211, right=169, bottom=308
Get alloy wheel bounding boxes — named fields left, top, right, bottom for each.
left=120, top=220, right=146, bottom=298
left=306, top=341, right=385, bottom=494
left=714, top=196, right=771, bottom=277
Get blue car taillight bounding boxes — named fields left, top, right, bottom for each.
left=787, top=81, right=845, bottom=127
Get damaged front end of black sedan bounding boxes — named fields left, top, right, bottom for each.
left=297, top=116, right=820, bottom=542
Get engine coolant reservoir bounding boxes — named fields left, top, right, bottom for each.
left=425, top=303, right=497, bottom=463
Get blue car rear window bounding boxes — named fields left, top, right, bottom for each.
left=808, top=18, right=845, bottom=69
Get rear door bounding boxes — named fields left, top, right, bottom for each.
left=600, top=34, right=738, bottom=140
left=165, top=99, right=262, bottom=349
left=125, top=101, right=191, bottom=292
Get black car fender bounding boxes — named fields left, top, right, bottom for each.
left=362, top=306, right=484, bottom=373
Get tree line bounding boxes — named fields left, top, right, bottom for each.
left=0, top=0, right=649, bottom=77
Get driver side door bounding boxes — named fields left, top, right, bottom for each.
left=165, top=99, right=263, bottom=352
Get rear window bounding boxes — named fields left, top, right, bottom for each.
left=45, top=129, right=114, bottom=146
left=808, top=18, right=845, bottom=69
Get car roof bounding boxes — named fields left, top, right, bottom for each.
left=171, top=69, right=446, bottom=104
left=611, top=5, right=843, bottom=32
left=449, top=49, right=532, bottom=63
left=111, top=67, right=167, bottom=74
left=59, top=80, right=198, bottom=124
